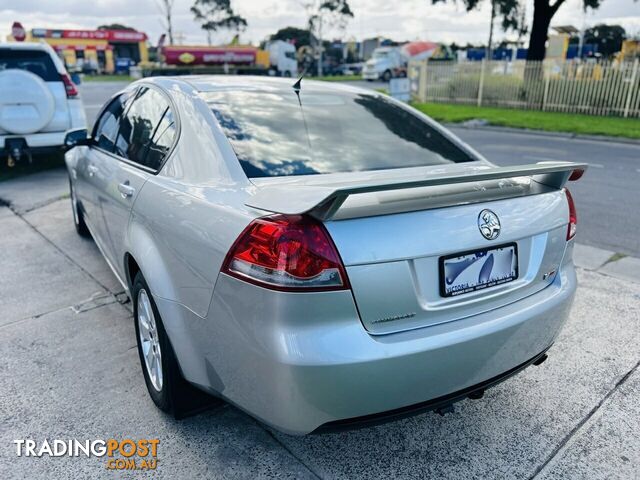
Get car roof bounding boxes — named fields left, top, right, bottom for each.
left=156, top=75, right=377, bottom=97
left=0, top=42, right=50, bottom=51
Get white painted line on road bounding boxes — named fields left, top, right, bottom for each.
left=589, top=163, right=604, bottom=168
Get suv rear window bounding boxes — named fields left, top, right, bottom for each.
left=203, top=89, right=474, bottom=178
left=0, top=49, right=59, bottom=82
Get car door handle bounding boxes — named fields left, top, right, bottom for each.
left=87, top=165, right=98, bottom=177
left=118, top=182, right=135, bottom=198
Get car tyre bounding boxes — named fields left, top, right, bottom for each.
left=133, top=272, right=183, bottom=413
left=132, top=272, right=219, bottom=417
left=69, top=179, right=90, bottom=237
left=382, top=70, right=392, bottom=82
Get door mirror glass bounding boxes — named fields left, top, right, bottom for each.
left=63, top=128, right=90, bottom=151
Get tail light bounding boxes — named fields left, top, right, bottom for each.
left=60, top=73, right=78, bottom=98
left=221, top=214, right=350, bottom=292
left=564, top=188, right=577, bottom=240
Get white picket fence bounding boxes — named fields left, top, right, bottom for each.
left=408, top=58, right=640, bottom=118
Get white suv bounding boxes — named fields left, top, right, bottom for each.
left=0, top=42, right=86, bottom=165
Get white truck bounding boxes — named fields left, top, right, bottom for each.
left=362, top=47, right=406, bottom=82
left=265, top=40, right=298, bottom=77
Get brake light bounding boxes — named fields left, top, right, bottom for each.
left=60, top=73, right=78, bottom=98
left=221, top=214, right=349, bottom=291
left=569, top=168, right=585, bottom=181
left=565, top=188, right=577, bottom=240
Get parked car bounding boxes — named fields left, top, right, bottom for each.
left=64, top=76, right=586, bottom=435
left=342, top=62, right=364, bottom=75
left=0, top=42, right=86, bottom=165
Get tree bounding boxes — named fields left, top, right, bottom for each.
left=97, top=24, right=136, bottom=31
left=156, top=0, right=176, bottom=45
left=304, top=0, right=354, bottom=75
left=271, top=27, right=314, bottom=48
left=430, top=0, right=603, bottom=61
left=191, top=0, right=248, bottom=45
left=584, top=24, right=626, bottom=58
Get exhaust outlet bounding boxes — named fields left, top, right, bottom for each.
left=533, top=353, right=548, bottom=366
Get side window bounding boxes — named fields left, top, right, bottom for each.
left=116, top=87, right=176, bottom=170
left=145, top=109, right=177, bottom=170
left=93, top=92, right=132, bottom=152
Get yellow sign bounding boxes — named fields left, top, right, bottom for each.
left=178, top=52, right=196, bottom=64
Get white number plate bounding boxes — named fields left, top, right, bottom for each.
left=440, top=243, right=518, bottom=297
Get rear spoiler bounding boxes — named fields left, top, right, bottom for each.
left=245, top=162, right=588, bottom=220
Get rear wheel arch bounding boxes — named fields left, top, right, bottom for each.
left=125, top=252, right=141, bottom=292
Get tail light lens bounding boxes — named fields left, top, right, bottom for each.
left=565, top=188, right=577, bottom=240
left=221, top=214, right=350, bottom=292
left=61, top=73, right=78, bottom=98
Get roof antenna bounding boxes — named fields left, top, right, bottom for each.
left=292, top=64, right=309, bottom=96
left=291, top=68, right=312, bottom=150
left=292, top=76, right=302, bottom=94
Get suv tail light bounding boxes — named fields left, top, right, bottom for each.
left=565, top=188, right=577, bottom=240
left=60, top=73, right=78, bottom=98
left=221, top=214, right=350, bottom=292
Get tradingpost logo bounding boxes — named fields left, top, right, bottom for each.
left=14, top=438, right=159, bottom=471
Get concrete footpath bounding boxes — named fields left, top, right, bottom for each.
left=0, top=169, right=638, bottom=479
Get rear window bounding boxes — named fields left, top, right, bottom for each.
left=203, top=89, right=474, bottom=178
left=0, top=48, right=59, bottom=81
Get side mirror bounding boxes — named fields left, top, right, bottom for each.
left=63, top=128, right=90, bottom=151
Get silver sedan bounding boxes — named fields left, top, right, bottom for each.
left=64, top=76, right=586, bottom=435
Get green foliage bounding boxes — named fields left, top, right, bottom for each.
left=308, top=0, right=354, bottom=31
left=191, top=0, right=248, bottom=39
left=314, top=74, right=361, bottom=81
left=271, top=27, right=314, bottom=48
left=584, top=24, right=627, bottom=57
left=97, top=24, right=136, bottom=31
left=411, top=102, right=640, bottom=139
left=430, top=0, right=526, bottom=33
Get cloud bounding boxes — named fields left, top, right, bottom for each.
left=1, top=0, right=639, bottom=47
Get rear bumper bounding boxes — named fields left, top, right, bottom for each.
left=317, top=347, right=550, bottom=432
left=1, top=131, right=66, bottom=150
left=158, top=258, right=577, bottom=435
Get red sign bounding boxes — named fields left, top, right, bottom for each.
left=31, top=28, right=147, bottom=43
left=12, top=22, right=26, bottom=42
left=162, top=46, right=257, bottom=66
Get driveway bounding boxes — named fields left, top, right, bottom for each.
left=0, top=81, right=638, bottom=479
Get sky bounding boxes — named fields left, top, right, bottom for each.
left=0, top=0, right=638, bottom=47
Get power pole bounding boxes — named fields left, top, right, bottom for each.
left=317, top=15, right=323, bottom=77
left=486, top=0, right=496, bottom=61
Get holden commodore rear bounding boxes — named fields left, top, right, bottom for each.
left=64, top=76, right=586, bottom=435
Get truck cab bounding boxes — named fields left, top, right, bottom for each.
left=362, top=47, right=406, bottom=82
left=266, top=40, right=297, bottom=78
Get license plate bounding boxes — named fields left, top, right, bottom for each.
left=439, top=243, right=518, bottom=297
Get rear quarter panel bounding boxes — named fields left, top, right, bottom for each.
left=129, top=176, right=253, bottom=318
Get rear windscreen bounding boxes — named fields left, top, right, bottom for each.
left=203, top=89, right=474, bottom=178
left=0, top=49, right=59, bottom=82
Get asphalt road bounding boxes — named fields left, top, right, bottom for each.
left=78, top=80, right=640, bottom=257
left=449, top=128, right=640, bottom=258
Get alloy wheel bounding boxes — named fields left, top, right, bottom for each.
left=137, top=289, right=163, bottom=391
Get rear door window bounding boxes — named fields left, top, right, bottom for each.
left=116, top=87, right=176, bottom=170
left=0, top=48, right=59, bottom=81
